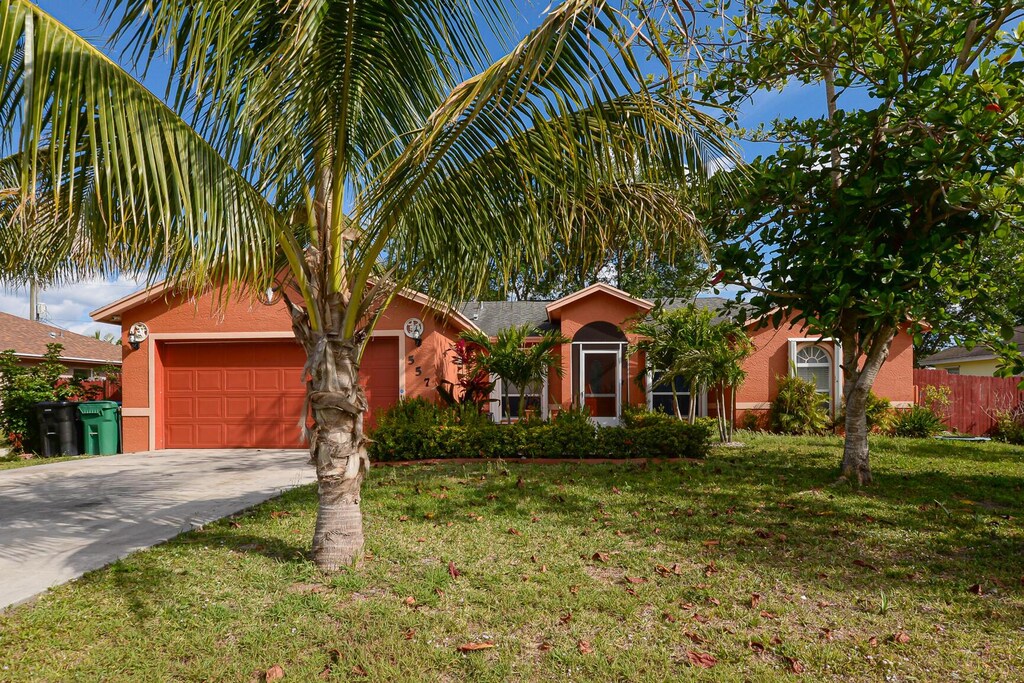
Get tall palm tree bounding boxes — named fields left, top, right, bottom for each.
left=0, top=0, right=738, bottom=569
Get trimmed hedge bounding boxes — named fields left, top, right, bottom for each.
left=368, top=399, right=712, bottom=461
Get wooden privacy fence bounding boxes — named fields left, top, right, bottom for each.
left=913, top=369, right=1024, bottom=435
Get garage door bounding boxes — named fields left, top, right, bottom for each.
left=361, top=336, right=400, bottom=430
left=162, top=337, right=400, bottom=449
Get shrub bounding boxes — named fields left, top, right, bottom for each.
left=889, top=405, right=944, bottom=438
left=769, top=374, right=829, bottom=435
left=991, top=405, right=1024, bottom=444
left=835, top=392, right=893, bottom=433
left=0, top=344, right=77, bottom=454
left=368, top=402, right=710, bottom=461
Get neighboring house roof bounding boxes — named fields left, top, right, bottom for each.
left=0, top=312, right=121, bottom=365
left=920, top=326, right=1024, bottom=365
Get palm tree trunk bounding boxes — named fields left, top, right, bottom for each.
left=671, top=385, right=683, bottom=420
left=688, top=385, right=698, bottom=424
left=289, top=304, right=369, bottom=570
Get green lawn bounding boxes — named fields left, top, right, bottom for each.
left=0, top=454, right=92, bottom=471
left=2, top=434, right=1023, bottom=681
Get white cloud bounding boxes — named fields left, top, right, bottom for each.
left=1, top=274, right=147, bottom=338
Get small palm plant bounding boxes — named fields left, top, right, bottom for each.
left=462, top=325, right=568, bottom=421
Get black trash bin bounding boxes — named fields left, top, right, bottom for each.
left=35, top=401, right=80, bottom=457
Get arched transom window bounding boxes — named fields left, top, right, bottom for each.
left=795, top=345, right=832, bottom=403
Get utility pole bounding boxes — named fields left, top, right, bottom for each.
left=28, top=280, right=39, bottom=321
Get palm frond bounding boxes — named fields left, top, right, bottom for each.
left=0, top=0, right=280, bottom=291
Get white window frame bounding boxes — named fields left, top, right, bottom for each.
left=788, top=338, right=843, bottom=414
left=490, top=374, right=548, bottom=422
left=646, top=370, right=707, bottom=417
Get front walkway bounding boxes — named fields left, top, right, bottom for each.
left=0, top=449, right=314, bottom=610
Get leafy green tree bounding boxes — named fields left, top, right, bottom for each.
left=461, top=325, right=568, bottom=421
left=692, top=0, right=1024, bottom=483
left=0, top=1, right=736, bottom=567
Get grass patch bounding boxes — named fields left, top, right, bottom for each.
left=2, top=434, right=1023, bottom=681
left=0, top=454, right=92, bottom=471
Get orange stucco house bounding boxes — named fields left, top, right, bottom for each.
left=91, top=282, right=916, bottom=453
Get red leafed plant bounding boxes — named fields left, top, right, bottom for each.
left=437, top=339, right=495, bottom=412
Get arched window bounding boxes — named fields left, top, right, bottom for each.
left=795, top=345, right=832, bottom=404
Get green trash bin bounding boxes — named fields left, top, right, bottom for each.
left=77, top=401, right=120, bottom=455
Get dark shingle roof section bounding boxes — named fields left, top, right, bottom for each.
left=920, top=326, right=1024, bottom=365
left=0, top=312, right=122, bottom=364
left=458, top=301, right=555, bottom=336
left=459, top=296, right=744, bottom=336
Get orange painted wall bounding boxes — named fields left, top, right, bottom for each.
left=734, top=317, right=917, bottom=424
left=117, top=288, right=464, bottom=452
left=550, top=291, right=648, bottom=411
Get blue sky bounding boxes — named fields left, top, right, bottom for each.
left=2, top=1, right=837, bottom=336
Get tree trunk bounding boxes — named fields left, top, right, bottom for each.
left=841, top=382, right=872, bottom=485
left=671, top=385, right=683, bottom=421
left=288, top=299, right=370, bottom=570
left=839, top=325, right=897, bottom=486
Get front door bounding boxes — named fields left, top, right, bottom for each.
left=580, top=349, right=620, bottom=425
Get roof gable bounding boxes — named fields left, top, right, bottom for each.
left=545, top=283, right=654, bottom=318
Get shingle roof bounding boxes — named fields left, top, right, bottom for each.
left=920, top=326, right=1024, bottom=365
left=458, top=300, right=556, bottom=336
left=0, top=312, right=122, bottom=364
left=458, top=296, right=739, bottom=336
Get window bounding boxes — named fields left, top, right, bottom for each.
left=495, top=379, right=544, bottom=421
left=946, top=366, right=960, bottom=375
left=650, top=371, right=692, bottom=417
left=795, top=345, right=832, bottom=406
left=72, top=369, right=92, bottom=381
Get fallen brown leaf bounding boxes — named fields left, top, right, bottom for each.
left=703, top=540, right=721, bottom=547
left=398, top=515, right=409, bottom=522
left=891, top=631, right=911, bottom=644
left=852, top=559, right=879, bottom=572
left=759, top=610, right=777, bottom=620
left=592, top=552, right=610, bottom=563
left=683, top=631, right=706, bottom=644
left=403, top=596, right=416, bottom=606
left=270, top=511, right=290, bottom=519
left=578, top=640, right=594, bottom=654
left=686, top=650, right=717, bottom=669
left=560, top=612, right=572, bottom=625
left=663, top=611, right=677, bottom=623
left=749, top=641, right=765, bottom=655
left=351, top=665, right=368, bottom=677
left=229, top=520, right=242, bottom=528
left=785, top=656, right=804, bottom=674
left=538, top=641, right=552, bottom=652
left=403, top=629, right=415, bottom=640
left=318, top=665, right=331, bottom=680
left=264, top=665, right=284, bottom=682
left=750, top=593, right=762, bottom=609
left=457, top=642, right=495, bottom=653
left=508, top=528, right=521, bottom=536
left=448, top=561, right=461, bottom=579
left=967, top=583, right=983, bottom=595
left=868, top=636, right=879, bottom=647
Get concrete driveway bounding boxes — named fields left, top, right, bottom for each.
left=0, top=449, right=315, bottom=611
